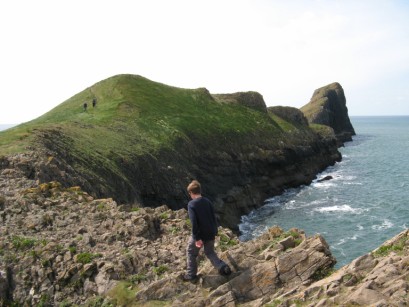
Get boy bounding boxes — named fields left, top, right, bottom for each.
left=183, top=180, right=231, bottom=282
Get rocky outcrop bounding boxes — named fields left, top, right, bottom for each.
left=0, top=165, right=335, bottom=306
left=213, top=91, right=268, bottom=113
left=3, top=152, right=409, bottom=306
left=136, top=229, right=335, bottom=306
left=268, top=106, right=309, bottom=126
left=267, top=229, right=409, bottom=306
left=301, top=82, right=356, bottom=143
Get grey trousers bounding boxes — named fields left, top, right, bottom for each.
left=186, top=236, right=226, bottom=277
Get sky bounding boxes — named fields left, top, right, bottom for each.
left=1, top=0, right=409, bottom=124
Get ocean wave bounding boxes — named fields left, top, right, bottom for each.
left=372, top=219, right=394, bottom=230
left=335, top=234, right=358, bottom=246
left=314, top=204, right=365, bottom=214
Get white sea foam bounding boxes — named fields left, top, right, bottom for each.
left=314, top=204, right=364, bottom=214
left=372, top=219, right=394, bottom=230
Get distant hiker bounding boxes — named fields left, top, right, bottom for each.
left=182, top=180, right=231, bottom=282
left=92, top=98, right=97, bottom=108
left=83, top=102, right=88, bottom=111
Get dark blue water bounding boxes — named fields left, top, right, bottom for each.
left=239, top=116, right=409, bottom=268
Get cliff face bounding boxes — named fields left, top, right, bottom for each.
left=22, top=113, right=341, bottom=232
left=301, top=82, right=356, bottom=143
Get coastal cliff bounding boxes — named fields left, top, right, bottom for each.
left=0, top=75, right=343, bottom=232
left=0, top=75, right=367, bottom=305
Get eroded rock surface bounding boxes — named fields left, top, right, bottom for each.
left=0, top=161, right=335, bottom=306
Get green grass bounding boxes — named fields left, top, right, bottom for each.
left=0, top=74, right=328, bottom=163
left=75, top=252, right=102, bottom=264
left=152, top=265, right=169, bottom=276
left=11, top=236, right=37, bottom=250
left=0, top=74, right=286, bottom=157
left=107, top=281, right=139, bottom=306
left=373, top=237, right=408, bottom=257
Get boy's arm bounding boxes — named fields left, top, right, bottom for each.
left=188, top=205, right=200, bottom=241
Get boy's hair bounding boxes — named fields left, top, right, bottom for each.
left=187, top=180, right=201, bottom=195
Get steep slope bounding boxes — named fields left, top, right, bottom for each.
left=0, top=74, right=342, bottom=230
left=301, top=82, right=356, bottom=143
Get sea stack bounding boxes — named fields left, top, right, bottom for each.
left=301, top=82, right=356, bottom=144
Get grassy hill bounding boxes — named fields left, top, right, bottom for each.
left=0, top=74, right=339, bottom=225
left=0, top=74, right=286, bottom=156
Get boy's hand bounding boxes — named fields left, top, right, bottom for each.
left=195, top=240, right=203, bottom=248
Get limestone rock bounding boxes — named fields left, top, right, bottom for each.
left=301, top=82, right=356, bottom=143
left=267, top=229, right=409, bottom=306
left=213, top=91, right=267, bottom=113
left=2, top=156, right=409, bottom=306
left=269, top=106, right=309, bottom=126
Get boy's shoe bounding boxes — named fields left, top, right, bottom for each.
left=180, top=273, right=199, bottom=283
left=219, top=265, right=232, bottom=276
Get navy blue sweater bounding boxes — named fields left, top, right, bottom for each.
left=188, top=196, right=218, bottom=241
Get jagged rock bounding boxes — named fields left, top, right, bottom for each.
left=268, top=229, right=409, bottom=306
left=317, top=175, right=333, bottom=182
left=301, top=82, right=356, bottom=143
left=213, top=91, right=267, bottom=113
left=268, top=106, right=309, bottom=126
left=2, top=157, right=409, bottom=306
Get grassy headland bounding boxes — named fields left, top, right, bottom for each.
left=0, top=74, right=337, bottom=214
left=0, top=74, right=287, bottom=156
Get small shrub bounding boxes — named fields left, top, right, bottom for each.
left=171, top=226, right=181, bottom=234
left=159, top=212, right=169, bottom=220
left=219, top=234, right=238, bottom=251
left=311, top=267, right=335, bottom=281
left=107, top=281, right=137, bottom=306
left=41, top=213, right=53, bottom=227
left=152, top=265, right=169, bottom=276
left=55, top=244, right=64, bottom=253
left=59, top=300, right=73, bottom=307
left=85, top=296, right=114, bottom=307
left=38, top=294, right=51, bottom=307
left=0, top=195, right=5, bottom=209
left=29, top=250, right=41, bottom=260
left=11, top=236, right=37, bottom=250
left=129, top=274, right=147, bottom=284
left=76, top=252, right=101, bottom=264
left=96, top=203, right=106, bottom=211
left=373, top=237, right=408, bottom=258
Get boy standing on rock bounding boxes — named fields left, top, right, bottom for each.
left=182, top=180, right=231, bottom=282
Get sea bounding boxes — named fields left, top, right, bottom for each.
left=239, top=116, right=409, bottom=268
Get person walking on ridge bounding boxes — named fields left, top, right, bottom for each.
left=182, top=180, right=231, bottom=282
